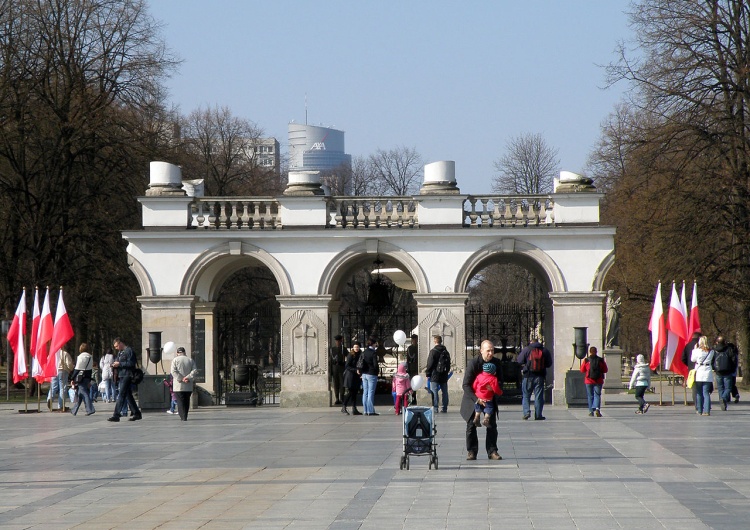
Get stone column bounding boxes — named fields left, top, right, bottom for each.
left=277, top=294, right=332, bottom=407
left=137, top=295, right=197, bottom=372
left=548, top=291, right=607, bottom=406
left=194, top=302, right=217, bottom=404
left=413, top=292, right=468, bottom=406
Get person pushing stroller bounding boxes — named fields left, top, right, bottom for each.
left=472, top=362, right=503, bottom=426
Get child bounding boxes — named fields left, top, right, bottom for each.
left=628, top=354, right=651, bottom=414
left=472, top=362, right=503, bottom=427
left=392, top=362, right=412, bottom=415
left=163, top=374, right=177, bottom=414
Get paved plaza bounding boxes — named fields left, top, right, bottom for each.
left=0, top=394, right=748, bottom=529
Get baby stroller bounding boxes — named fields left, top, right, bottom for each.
left=400, top=405, right=438, bottom=470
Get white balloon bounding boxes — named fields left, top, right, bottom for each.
left=163, top=341, right=176, bottom=355
left=411, top=374, right=424, bottom=391
left=393, top=330, right=407, bottom=347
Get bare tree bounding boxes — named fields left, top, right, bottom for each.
left=368, top=146, right=423, bottom=196
left=177, top=105, right=271, bottom=196
left=596, top=0, right=750, bottom=361
left=0, top=0, right=176, bottom=345
left=492, top=133, right=558, bottom=194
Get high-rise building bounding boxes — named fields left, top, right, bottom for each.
left=288, top=123, right=351, bottom=171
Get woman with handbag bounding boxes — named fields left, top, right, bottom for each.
left=691, top=336, right=715, bottom=416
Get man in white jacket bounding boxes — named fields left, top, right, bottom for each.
left=171, top=347, right=198, bottom=421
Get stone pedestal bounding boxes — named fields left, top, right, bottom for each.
left=138, top=374, right=171, bottom=410
left=603, top=347, right=624, bottom=392
left=565, top=370, right=588, bottom=407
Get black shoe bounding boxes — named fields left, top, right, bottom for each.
left=371, top=412, right=379, bottom=416
left=334, top=400, right=342, bottom=405
left=129, top=414, right=142, bottom=421
left=488, top=452, right=502, bottom=460
left=341, top=408, right=349, bottom=415
left=523, top=415, right=530, bottom=420
left=722, top=401, right=728, bottom=411
left=107, top=416, right=120, bottom=422
left=735, top=395, right=740, bottom=404
left=466, top=451, right=477, bottom=461
left=85, top=411, right=95, bottom=416
left=353, top=410, right=362, bottom=415
left=535, top=416, right=546, bottom=421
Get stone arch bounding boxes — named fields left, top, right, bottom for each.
left=182, top=241, right=292, bottom=301
left=127, top=254, right=154, bottom=296
left=454, top=238, right=565, bottom=294
left=592, top=250, right=615, bottom=291
left=318, top=239, right=429, bottom=297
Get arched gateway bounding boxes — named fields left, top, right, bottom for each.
left=125, top=162, right=615, bottom=407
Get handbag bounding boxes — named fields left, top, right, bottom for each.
left=686, top=369, right=696, bottom=388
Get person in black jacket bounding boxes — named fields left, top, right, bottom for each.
left=107, top=337, right=142, bottom=422
left=461, top=340, right=503, bottom=461
left=425, top=335, right=450, bottom=413
left=329, top=335, right=347, bottom=405
left=712, top=336, right=738, bottom=411
left=341, top=342, right=362, bottom=415
left=358, top=337, right=380, bottom=416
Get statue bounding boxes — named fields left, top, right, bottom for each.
left=605, top=290, right=621, bottom=348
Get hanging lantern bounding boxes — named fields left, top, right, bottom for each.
left=367, top=256, right=392, bottom=309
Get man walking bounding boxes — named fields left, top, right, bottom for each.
left=461, top=340, right=503, bottom=461
left=107, top=337, right=142, bottom=422
left=517, top=338, right=553, bottom=420
left=712, top=336, right=738, bottom=411
left=171, top=346, right=198, bottom=421
left=425, top=335, right=450, bottom=413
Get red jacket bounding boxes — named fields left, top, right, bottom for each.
left=581, top=355, right=608, bottom=385
left=472, top=371, right=503, bottom=400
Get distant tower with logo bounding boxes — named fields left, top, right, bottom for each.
left=288, top=123, right=352, bottom=173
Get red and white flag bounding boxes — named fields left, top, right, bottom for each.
left=665, top=283, right=689, bottom=377
left=688, top=281, right=701, bottom=338
left=648, top=282, right=666, bottom=371
left=6, top=290, right=28, bottom=384
left=44, top=289, right=74, bottom=379
left=29, top=289, right=42, bottom=381
left=35, top=288, right=53, bottom=382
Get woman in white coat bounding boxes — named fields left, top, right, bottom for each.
left=691, top=336, right=714, bottom=416
left=170, top=346, right=198, bottom=421
left=628, top=354, right=651, bottom=414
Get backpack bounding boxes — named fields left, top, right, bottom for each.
left=714, top=349, right=733, bottom=373
left=529, top=348, right=545, bottom=373
left=132, top=367, right=144, bottom=385
left=434, top=348, right=451, bottom=375
left=588, top=356, right=602, bottom=380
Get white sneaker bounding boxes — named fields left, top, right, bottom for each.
left=166, top=410, right=174, bottom=414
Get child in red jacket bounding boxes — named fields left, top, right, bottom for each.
left=472, top=362, right=503, bottom=426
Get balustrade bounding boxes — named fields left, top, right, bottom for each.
left=326, top=197, right=418, bottom=229
left=190, top=198, right=281, bottom=230
left=462, top=195, right=554, bottom=228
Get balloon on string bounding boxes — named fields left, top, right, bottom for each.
left=163, top=341, right=176, bottom=355
left=411, top=374, right=424, bottom=391
left=393, top=330, right=407, bottom=347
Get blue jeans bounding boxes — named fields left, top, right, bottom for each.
left=361, top=374, right=377, bottom=414
left=113, top=374, right=140, bottom=418
left=716, top=375, right=733, bottom=405
left=47, top=371, right=68, bottom=409
left=695, top=381, right=711, bottom=414
left=586, top=383, right=602, bottom=412
left=522, top=375, right=545, bottom=419
left=72, top=382, right=95, bottom=415
left=102, top=379, right=114, bottom=401
left=429, top=380, right=448, bottom=411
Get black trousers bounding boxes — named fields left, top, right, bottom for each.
left=113, top=374, right=140, bottom=418
left=175, top=391, right=192, bottom=421
left=343, top=386, right=359, bottom=409
left=466, top=412, right=498, bottom=456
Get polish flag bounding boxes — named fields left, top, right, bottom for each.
left=6, top=290, right=27, bottom=384
left=29, top=289, right=43, bottom=381
left=44, top=289, right=74, bottom=379
left=35, top=288, right=53, bottom=382
left=688, top=282, right=701, bottom=337
left=665, top=283, right=689, bottom=377
left=648, top=282, right=666, bottom=371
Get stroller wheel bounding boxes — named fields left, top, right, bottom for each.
left=400, top=456, right=405, bottom=470
left=406, top=456, right=410, bottom=470
left=434, top=456, right=439, bottom=470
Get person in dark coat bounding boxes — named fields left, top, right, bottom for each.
left=329, top=335, right=347, bottom=405
left=341, top=342, right=362, bottom=415
left=461, top=340, right=503, bottom=461
left=516, top=340, right=553, bottom=420
left=425, top=335, right=450, bottom=413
